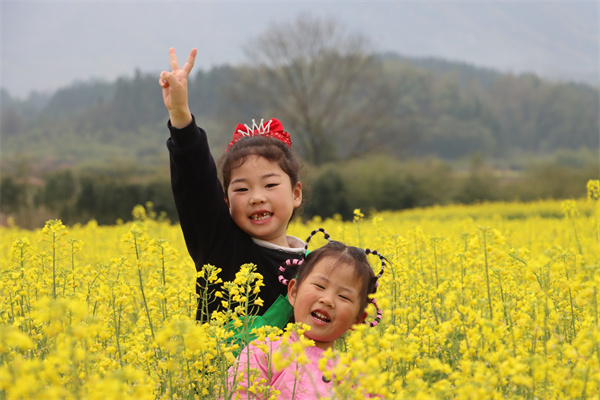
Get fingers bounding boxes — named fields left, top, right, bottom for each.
left=161, top=47, right=196, bottom=88
left=168, top=47, right=196, bottom=71
left=159, top=70, right=182, bottom=91
left=169, top=47, right=180, bottom=72
left=181, top=48, right=197, bottom=75
left=159, top=71, right=171, bottom=88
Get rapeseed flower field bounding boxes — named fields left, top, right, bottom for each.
left=1, top=180, right=599, bottom=399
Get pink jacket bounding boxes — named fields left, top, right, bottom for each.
left=227, top=335, right=336, bottom=400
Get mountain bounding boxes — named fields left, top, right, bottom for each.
left=1, top=52, right=597, bottom=177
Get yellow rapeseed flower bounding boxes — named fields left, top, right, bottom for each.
left=587, top=179, right=600, bottom=201
left=1, top=193, right=599, bottom=399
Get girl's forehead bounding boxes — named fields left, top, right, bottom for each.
left=310, top=257, right=357, bottom=280
left=230, top=155, right=284, bottom=178
left=233, top=155, right=284, bottom=173
left=241, top=154, right=272, bottom=165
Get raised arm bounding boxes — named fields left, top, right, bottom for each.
left=159, top=47, right=197, bottom=128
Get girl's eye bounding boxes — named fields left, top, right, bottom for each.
left=234, top=188, right=248, bottom=192
left=265, top=183, right=278, bottom=188
left=339, top=295, right=350, bottom=301
left=313, top=284, right=325, bottom=290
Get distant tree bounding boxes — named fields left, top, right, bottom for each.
left=227, top=13, right=400, bottom=165
left=110, top=70, right=166, bottom=130
left=75, top=176, right=97, bottom=222
left=1, top=108, right=25, bottom=136
left=304, top=165, right=351, bottom=220
left=42, top=170, right=76, bottom=209
left=0, top=176, right=27, bottom=215
left=41, top=170, right=78, bottom=224
left=190, top=65, right=239, bottom=118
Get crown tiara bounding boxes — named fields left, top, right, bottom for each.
left=227, top=118, right=292, bottom=150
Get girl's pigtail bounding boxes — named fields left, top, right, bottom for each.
left=278, top=258, right=303, bottom=285
left=366, top=298, right=383, bottom=327
left=279, top=228, right=332, bottom=286
left=304, top=227, right=332, bottom=253
left=363, top=248, right=388, bottom=328
left=364, top=248, right=386, bottom=289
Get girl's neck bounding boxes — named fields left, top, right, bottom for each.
left=251, top=236, right=305, bottom=252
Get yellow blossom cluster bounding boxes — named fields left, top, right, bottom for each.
left=1, top=188, right=599, bottom=399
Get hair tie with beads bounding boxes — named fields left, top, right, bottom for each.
left=278, top=228, right=330, bottom=286
left=303, top=227, right=332, bottom=252
left=364, top=248, right=386, bottom=288
left=366, top=298, right=383, bottom=327
left=362, top=247, right=387, bottom=327
left=278, top=259, right=303, bottom=285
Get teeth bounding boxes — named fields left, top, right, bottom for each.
left=251, top=212, right=272, bottom=221
left=312, top=311, right=330, bottom=323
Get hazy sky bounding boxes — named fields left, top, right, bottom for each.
left=2, top=1, right=598, bottom=99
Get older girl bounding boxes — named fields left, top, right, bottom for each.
left=160, top=48, right=305, bottom=321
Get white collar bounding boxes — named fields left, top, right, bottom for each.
left=251, top=235, right=305, bottom=254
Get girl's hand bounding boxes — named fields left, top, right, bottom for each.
left=159, top=47, right=197, bottom=128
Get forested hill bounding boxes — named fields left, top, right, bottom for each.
left=1, top=52, right=598, bottom=174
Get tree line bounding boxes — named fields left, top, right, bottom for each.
left=1, top=154, right=596, bottom=228
left=1, top=166, right=175, bottom=228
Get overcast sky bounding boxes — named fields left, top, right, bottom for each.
left=2, top=1, right=598, bottom=100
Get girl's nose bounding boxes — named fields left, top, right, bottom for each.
left=250, top=194, right=266, bottom=205
left=319, top=294, right=335, bottom=309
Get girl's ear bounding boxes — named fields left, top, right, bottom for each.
left=355, top=310, right=368, bottom=325
left=292, top=182, right=302, bottom=208
left=287, top=278, right=298, bottom=306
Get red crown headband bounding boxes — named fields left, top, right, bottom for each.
left=226, top=118, right=292, bottom=151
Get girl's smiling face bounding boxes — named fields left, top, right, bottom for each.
left=226, top=155, right=302, bottom=247
left=287, top=257, right=368, bottom=350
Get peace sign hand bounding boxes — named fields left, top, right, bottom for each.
left=159, top=47, right=197, bottom=128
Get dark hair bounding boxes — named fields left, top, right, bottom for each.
left=218, top=136, right=302, bottom=203
left=286, top=241, right=378, bottom=311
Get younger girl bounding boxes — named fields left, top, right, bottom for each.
left=228, top=229, right=385, bottom=399
left=159, top=48, right=306, bottom=321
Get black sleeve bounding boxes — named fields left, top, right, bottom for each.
left=166, top=116, right=252, bottom=283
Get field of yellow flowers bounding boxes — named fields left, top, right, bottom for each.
left=1, top=180, right=599, bottom=399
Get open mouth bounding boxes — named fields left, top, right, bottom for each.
left=250, top=212, right=273, bottom=221
left=312, top=311, right=331, bottom=323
